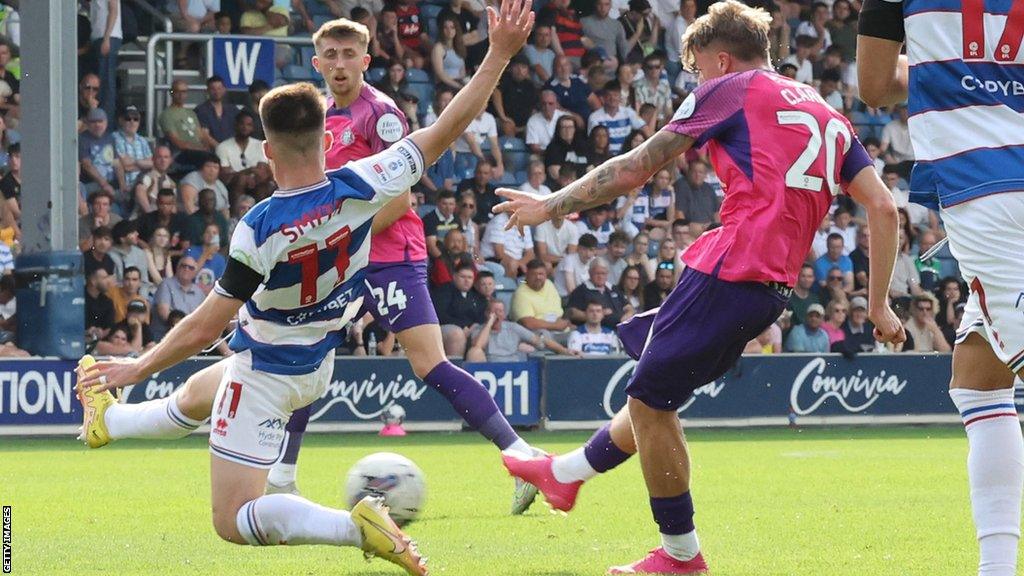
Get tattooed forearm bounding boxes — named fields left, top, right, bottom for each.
left=542, top=130, right=694, bottom=218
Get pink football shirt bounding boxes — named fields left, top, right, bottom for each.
left=665, top=69, right=871, bottom=286
left=326, top=83, right=427, bottom=263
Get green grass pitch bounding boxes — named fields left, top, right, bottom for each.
left=0, top=426, right=1000, bottom=575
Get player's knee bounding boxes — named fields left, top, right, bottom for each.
left=627, top=396, right=675, bottom=429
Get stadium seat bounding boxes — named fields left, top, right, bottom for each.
left=313, top=14, right=332, bottom=28
left=405, top=68, right=430, bottom=84
left=405, top=81, right=434, bottom=119
left=499, top=136, right=530, bottom=174
left=454, top=152, right=479, bottom=181
left=304, top=0, right=333, bottom=17
left=422, top=4, right=444, bottom=41
left=482, top=262, right=518, bottom=291
left=418, top=203, right=437, bottom=219
left=494, top=288, right=515, bottom=310
left=283, top=64, right=314, bottom=81
left=366, top=67, right=386, bottom=85
left=299, top=46, right=316, bottom=67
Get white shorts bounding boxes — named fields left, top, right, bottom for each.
left=942, top=192, right=1024, bottom=374
left=208, top=350, right=333, bottom=468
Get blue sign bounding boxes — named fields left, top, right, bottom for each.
left=544, top=354, right=957, bottom=423
left=211, top=37, right=276, bottom=90
left=0, top=358, right=542, bottom=428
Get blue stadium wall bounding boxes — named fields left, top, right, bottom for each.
left=0, top=354, right=1009, bottom=434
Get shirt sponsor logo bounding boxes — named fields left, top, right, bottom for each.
left=376, top=113, right=404, bottom=143
left=960, top=75, right=1024, bottom=96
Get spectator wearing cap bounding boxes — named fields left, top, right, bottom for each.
left=493, top=56, right=540, bottom=135
left=216, top=110, right=273, bottom=200
left=581, top=0, right=630, bottom=66
left=568, top=298, right=622, bottom=355
left=94, top=297, right=155, bottom=356
left=545, top=55, right=599, bottom=121
left=482, top=211, right=535, bottom=280
left=458, top=160, right=500, bottom=225
left=78, top=191, right=122, bottom=249
left=643, top=261, right=675, bottom=311
left=85, top=267, right=116, bottom=342
left=180, top=154, right=230, bottom=217
left=133, top=144, right=176, bottom=216
left=89, top=0, right=122, bottom=122
left=841, top=296, right=878, bottom=353
left=468, top=299, right=578, bottom=363
left=524, top=24, right=557, bottom=85
left=784, top=303, right=831, bottom=352
left=633, top=52, right=673, bottom=124
left=512, top=260, right=572, bottom=334
left=423, top=190, right=460, bottom=260
left=158, top=80, right=209, bottom=165
left=109, top=220, right=149, bottom=284
left=588, top=81, right=648, bottom=154
left=84, top=225, right=116, bottom=277
left=576, top=206, right=615, bottom=252
left=113, top=105, right=152, bottom=197
left=138, top=189, right=191, bottom=254
left=555, top=232, right=597, bottom=296
left=194, top=76, right=239, bottom=147
left=567, top=257, right=629, bottom=328
left=153, top=255, right=205, bottom=339
left=432, top=263, right=488, bottom=357
left=526, top=90, right=569, bottom=154
left=903, top=293, right=951, bottom=353
left=108, top=265, right=145, bottom=324
left=782, top=35, right=816, bottom=84
left=814, top=233, right=854, bottom=290
left=79, top=108, right=124, bottom=200
left=535, top=213, right=580, bottom=274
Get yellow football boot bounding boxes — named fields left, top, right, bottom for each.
left=351, top=495, right=428, bottom=576
left=75, top=355, right=116, bottom=448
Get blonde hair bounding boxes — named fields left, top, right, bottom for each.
left=312, top=18, right=370, bottom=51
left=680, top=0, right=772, bottom=72
left=259, top=83, right=326, bottom=156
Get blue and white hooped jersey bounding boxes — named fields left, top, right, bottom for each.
left=567, top=325, right=621, bottom=355
left=901, top=0, right=1024, bottom=208
left=215, top=139, right=425, bottom=375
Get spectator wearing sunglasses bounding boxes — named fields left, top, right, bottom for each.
left=903, top=294, right=952, bottom=353
left=152, top=255, right=205, bottom=340
left=78, top=74, right=101, bottom=133
left=113, top=105, right=152, bottom=199
left=216, top=110, right=272, bottom=200
left=814, top=232, right=854, bottom=291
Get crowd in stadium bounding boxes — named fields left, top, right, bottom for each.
left=0, top=0, right=965, bottom=359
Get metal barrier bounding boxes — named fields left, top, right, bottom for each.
left=145, top=32, right=316, bottom=138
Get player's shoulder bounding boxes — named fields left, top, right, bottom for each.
left=360, top=83, right=406, bottom=119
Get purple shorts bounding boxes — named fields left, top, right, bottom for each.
left=359, top=260, right=439, bottom=332
left=618, top=267, right=789, bottom=411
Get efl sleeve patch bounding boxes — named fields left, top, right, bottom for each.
left=345, top=138, right=425, bottom=202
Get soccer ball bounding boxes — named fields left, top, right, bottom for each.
left=345, top=452, right=426, bottom=526
left=381, top=403, right=406, bottom=426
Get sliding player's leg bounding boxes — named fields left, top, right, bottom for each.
left=77, top=357, right=224, bottom=448
left=210, top=353, right=426, bottom=575
left=266, top=405, right=310, bottom=495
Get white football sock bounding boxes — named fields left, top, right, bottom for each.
left=504, top=438, right=533, bottom=457
left=661, top=530, right=700, bottom=562
left=551, top=447, right=598, bottom=484
left=104, top=393, right=203, bottom=440
left=235, top=494, right=362, bottom=547
left=950, top=387, right=1023, bottom=576
left=267, top=463, right=297, bottom=487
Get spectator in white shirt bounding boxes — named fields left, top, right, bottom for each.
left=520, top=161, right=552, bottom=196
left=568, top=298, right=622, bottom=355
left=782, top=35, right=816, bottom=84
left=455, top=109, right=505, bottom=179
left=179, top=154, right=230, bottom=218
left=795, top=2, right=832, bottom=53
left=555, top=233, right=597, bottom=296
left=828, top=206, right=857, bottom=255
left=525, top=90, right=568, bottom=154
left=215, top=110, right=272, bottom=200
left=482, top=211, right=535, bottom=279
left=535, top=214, right=580, bottom=273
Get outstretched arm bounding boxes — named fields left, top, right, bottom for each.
left=408, top=0, right=534, bottom=165
left=493, top=129, right=693, bottom=231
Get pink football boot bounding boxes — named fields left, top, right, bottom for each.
left=607, top=548, right=709, bottom=575
left=500, top=453, right=582, bottom=512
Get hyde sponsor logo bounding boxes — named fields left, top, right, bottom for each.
left=312, top=372, right=428, bottom=421
left=601, top=360, right=725, bottom=418
left=789, top=357, right=907, bottom=415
